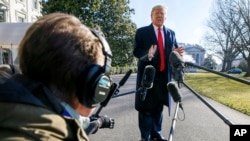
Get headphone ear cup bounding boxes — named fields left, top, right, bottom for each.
left=78, top=65, right=112, bottom=108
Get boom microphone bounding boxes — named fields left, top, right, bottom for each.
left=167, top=82, right=182, bottom=103
left=119, top=69, right=132, bottom=87
left=169, top=51, right=185, bottom=83
left=169, top=51, right=184, bottom=66
left=140, top=65, right=155, bottom=101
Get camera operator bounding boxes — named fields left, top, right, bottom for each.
left=0, top=13, right=115, bottom=141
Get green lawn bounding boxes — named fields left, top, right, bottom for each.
left=184, top=72, right=250, bottom=116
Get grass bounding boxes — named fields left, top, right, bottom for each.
left=184, top=72, right=250, bottom=116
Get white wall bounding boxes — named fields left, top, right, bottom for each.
left=0, top=0, right=42, bottom=23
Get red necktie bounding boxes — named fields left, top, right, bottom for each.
left=158, top=27, right=165, bottom=71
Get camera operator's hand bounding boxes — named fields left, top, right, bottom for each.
left=90, top=115, right=115, bottom=129
left=98, top=115, right=115, bottom=129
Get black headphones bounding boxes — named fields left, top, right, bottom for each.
left=76, top=29, right=113, bottom=108
left=0, top=64, right=20, bottom=75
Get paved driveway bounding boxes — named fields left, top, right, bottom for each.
left=89, top=74, right=250, bottom=141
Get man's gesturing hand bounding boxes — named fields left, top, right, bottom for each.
left=148, top=45, right=157, bottom=59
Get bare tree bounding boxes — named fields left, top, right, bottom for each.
left=230, top=0, right=250, bottom=76
left=205, top=0, right=240, bottom=72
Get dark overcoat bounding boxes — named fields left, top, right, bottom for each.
left=133, top=24, right=178, bottom=115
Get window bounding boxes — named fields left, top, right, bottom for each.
left=17, top=16, right=24, bottom=22
left=196, top=54, right=200, bottom=64
left=0, top=10, right=5, bottom=22
left=32, top=0, right=38, bottom=9
left=16, top=11, right=26, bottom=22
left=192, top=54, right=196, bottom=63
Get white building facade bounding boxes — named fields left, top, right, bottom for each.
left=185, top=44, right=205, bottom=66
left=181, top=43, right=206, bottom=72
left=0, top=0, right=42, bottom=23
left=0, top=0, right=42, bottom=64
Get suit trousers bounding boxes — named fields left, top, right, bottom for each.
left=137, top=70, right=169, bottom=141
left=138, top=110, right=163, bottom=141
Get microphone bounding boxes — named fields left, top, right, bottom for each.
left=167, top=82, right=183, bottom=109
left=167, top=82, right=182, bottom=102
left=167, top=81, right=185, bottom=141
left=140, top=65, right=155, bottom=101
left=169, top=51, right=185, bottom=83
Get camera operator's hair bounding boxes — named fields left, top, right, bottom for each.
left=18, top=13, right=104, bottom=102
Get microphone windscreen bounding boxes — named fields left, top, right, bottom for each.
left=167, top=82, right=182, bottom=102
left=169, top=51, right=185, bottom=82
left=169, top=51, right=184, bottom=67
left=141, top=65, right=155, bottom=89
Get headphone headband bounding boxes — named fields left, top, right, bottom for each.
left=90, top=29, right=112, bottom=75
left=76, top=28, right=113, bottom=108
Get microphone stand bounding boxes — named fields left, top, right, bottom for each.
left=168, top=101, right=180, bottom=141
left=168, top=82, right=184, bottom=141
